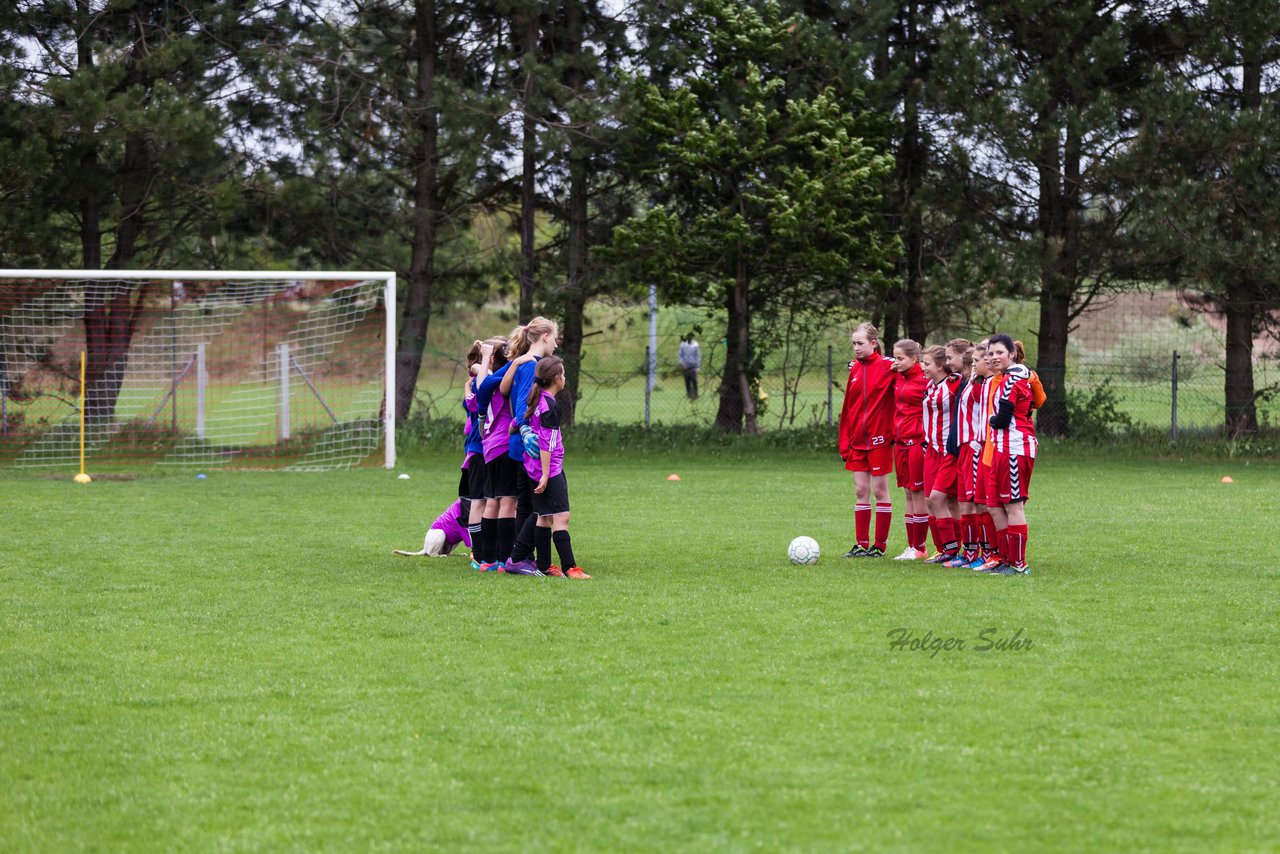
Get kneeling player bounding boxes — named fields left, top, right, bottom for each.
left=394, top=498, right=473, bottom=557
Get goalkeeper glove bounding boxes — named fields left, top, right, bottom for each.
left=519, top=424, right=540, bottom=456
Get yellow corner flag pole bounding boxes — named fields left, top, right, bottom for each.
left=74, top=350, right=92, bottom=484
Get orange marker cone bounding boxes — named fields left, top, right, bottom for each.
left=1221, top=476, right=1234, bottom=483
left=667, top=473, right=681, bottom=481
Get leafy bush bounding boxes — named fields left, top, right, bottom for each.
left=1065, top=379, right=1136, bottom=441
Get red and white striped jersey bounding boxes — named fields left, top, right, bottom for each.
left=958, top=375, right=988, bottom=451
left=991, top=365, right=1039, bottom=458
left=923, top=373, right=962, bottom=450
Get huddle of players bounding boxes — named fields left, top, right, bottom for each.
left=448, top=316, right=591, bottom=579
left=837, top=322, right=1044, bottom=576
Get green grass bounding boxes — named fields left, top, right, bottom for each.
left=2, top=451, right=1278, bottom=850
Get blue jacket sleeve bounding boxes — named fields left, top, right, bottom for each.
left=475, top=362, right=511, bottom=416
left=946, top=378, right=966, bottom=456
left=511, top=360, right=539, bottom=428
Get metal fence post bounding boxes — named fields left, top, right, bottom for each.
left=1171, top=350, right=1179, bottom=441
left=644, top=345, right=651, bottom=429
left=827, top=345, right=833, bottom=427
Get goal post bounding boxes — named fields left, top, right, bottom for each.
left=0, top=270, right=396, bottom=472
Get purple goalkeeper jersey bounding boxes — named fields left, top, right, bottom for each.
left=430, top=499, right=471, bottom=548
left=522, top=392, right=564, bottom=481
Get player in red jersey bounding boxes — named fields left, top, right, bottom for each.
left=983, top=333, right=1038, bottom=575
left=945, top=339, right=989, bottom=568
left=889, top=339, right=929, bottom=560
left=920, top=345, right=964, bottom=564
left=837, top=322, right=897, bottom=558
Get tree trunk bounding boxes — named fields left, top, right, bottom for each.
left=898, top=0, right=928, bottom=345
left=556, top=0, right=587, bottom=428
left=394, top=0, right=440, bottom=424
left=82, top=286, right=149, bottom=428
left=517, top=10, right=539, bottom=320
left=75, top=0, right=101, bottom=270
left=1224, top=285, right=1258, bottom=436
left=716, top=255, right=755, bottom=433
left=1033, top=106, right=1071, bottom=437
left=1223, top=46, right=1262, bottom=437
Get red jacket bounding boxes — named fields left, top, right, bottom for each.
left=839, top=352, right=896, bottom=455
left=892, top=362, right=928, bottom=445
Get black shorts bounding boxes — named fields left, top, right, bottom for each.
left=458, top=453, right=486, bottom=500
left=531, top=471, right=570, bottom=517
left=483, top=454, right=520, bottom=499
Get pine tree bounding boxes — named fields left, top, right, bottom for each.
left=1127, top=0, right=1280, bottom=435
left=612, top=0, right=897, bottom=433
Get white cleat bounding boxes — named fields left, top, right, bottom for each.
left=893, top=547, right=927, bottom=560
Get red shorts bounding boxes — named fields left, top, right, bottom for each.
left=894, top=443, right=924, bottom=491
left=978, top=456, right=996, bottom=506
left=923, top=446, right=958, bottom=497
left=958, top=446, right=981, bottom=503
left=845, top=443, right=893, bottom=477
left=989, top=451, right=1034, bottom=504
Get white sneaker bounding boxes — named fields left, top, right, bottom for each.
left=893, top=547, right=927, bottom=560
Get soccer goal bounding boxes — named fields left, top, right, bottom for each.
left=0, top=271, right=396, bottom=472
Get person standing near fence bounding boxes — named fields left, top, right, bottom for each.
left=678, top=333, right=701, bottom=400
left=838, top=322, right=896, bottom=558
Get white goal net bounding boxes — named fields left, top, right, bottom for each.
left=0, top=272, right=395, bottom=472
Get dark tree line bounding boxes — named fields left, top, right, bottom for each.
left=1, top=0, right=1277, bottom=435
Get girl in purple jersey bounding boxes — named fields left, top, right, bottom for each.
left=461, top=341, right=488, bottom=566
left=475, top=335, right=515, bottom=570
left=393, top=498, right=472, bottom=557
left=505, top=357, right=590, bottom=579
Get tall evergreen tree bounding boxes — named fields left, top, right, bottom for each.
left=936, top=0, right=1169, bottom=435
left=613, top=0, right=897, bottom=433
left=1128, top=0, right=1280, bottom=435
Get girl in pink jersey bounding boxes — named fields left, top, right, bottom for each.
left=475, top=336, right=515, bottom=570
left=983, top=333, right=1037, bottom=575
left=920, top=345, right=963, bottom=564
left=520, top=357, right=589, bottom=579
left=890, top=339, right=930, bottom=560
left=393, top=498, right=473, bottom=557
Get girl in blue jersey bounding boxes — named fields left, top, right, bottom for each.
left=495, top=317, right=560, bottom=574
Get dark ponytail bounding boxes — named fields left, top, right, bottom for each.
left=527, top=356, right=565, bottom=409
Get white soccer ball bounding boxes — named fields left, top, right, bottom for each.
left=788, top=536, right=820, bottom=565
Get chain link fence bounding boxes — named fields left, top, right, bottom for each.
left=409, top=292, right=1279, bottom=436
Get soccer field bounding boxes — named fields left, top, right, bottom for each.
left=2, top=451, right=1277, bottom=850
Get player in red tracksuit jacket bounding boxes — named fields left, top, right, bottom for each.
left=889, top=338, right=930, bottom=560
left=920, top=345, right=965, bottom=563
left=837, top=322, right=897, bottom=557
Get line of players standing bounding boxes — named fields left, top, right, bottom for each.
left=837, top=323, right=1043, bottom=576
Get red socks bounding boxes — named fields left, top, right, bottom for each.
left=874, top=502, right=892, bottom=551
left=928, top=515, right=959, bottom=554
left=855, top=504, right=871, bottom=549
left=907, top=515, right=928, bottom=551
left=1006, top=524, right=1028, bottom=565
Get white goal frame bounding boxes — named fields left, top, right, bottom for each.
left=0, top=269, right=397, bottom=469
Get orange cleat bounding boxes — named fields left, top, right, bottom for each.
left=565, top=567, right=592, bottom=580
left=545, top=566, right=565, bottom=577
